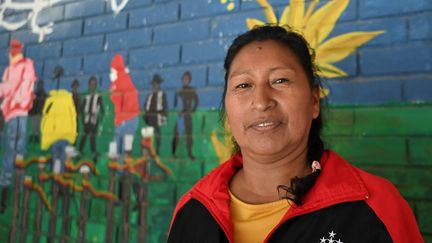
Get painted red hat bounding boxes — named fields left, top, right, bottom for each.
left=111, top=54, right=125, bottom=71
left=10, top=39, right=23, bottom=56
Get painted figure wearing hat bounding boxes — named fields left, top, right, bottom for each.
left=110, top=54, right=140, bottom=163
left=0, top=39, right=37, bottom=213
left=143, top=74, right=168, bottom=154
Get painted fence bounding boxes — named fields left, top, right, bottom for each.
left=0, top=0, right=431, bottom=242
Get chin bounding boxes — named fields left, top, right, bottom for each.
left=242, top=141, right=285, bottom=156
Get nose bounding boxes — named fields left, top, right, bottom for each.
left=251, top=85, right=276, bottom=112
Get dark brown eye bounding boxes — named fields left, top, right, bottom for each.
left=273, top=78, right=289, bottom=84
left=236, top=83, right=250, bottom=89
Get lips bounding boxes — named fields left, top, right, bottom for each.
left=248, top=119, right=282, bottom=131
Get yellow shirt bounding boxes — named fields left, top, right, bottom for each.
left=229, top=190, right=291, bottom=243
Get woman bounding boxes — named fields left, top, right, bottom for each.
left=168, top=26, right=422, bottom=243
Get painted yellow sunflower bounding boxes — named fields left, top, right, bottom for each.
left=247, top=0, right=384, bottom=80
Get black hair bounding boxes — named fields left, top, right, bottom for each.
left=89, top=75, right=97, bottom=85
left=221, top=25, right=324, bottom=205
left=183, top=71, right=192, bottom=80
left=71, top=79, right=79, bottom=87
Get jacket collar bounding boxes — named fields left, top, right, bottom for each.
left=189, top=151, right=369, bottom=242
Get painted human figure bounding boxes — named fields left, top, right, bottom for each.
left=28, top=80, right=47, bottom=145
left=0, top=98, right=4, bottom=195
left=79, top=76, right=104, bottom=162
left=172, top=71, right=199, bottom=160
left=0, top=39, right=37, bottom=213
left=143, top=74, right=168, bottom=154
left=0, top=98, right=4, bottom=148
left=110, top=54, right=139, bottom=163
left=71, top=79, right=81, bottom=139
left=40, top=65, right=77, bottom=174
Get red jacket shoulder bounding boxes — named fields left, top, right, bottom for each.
left=355, top=168, right=423, bottom=243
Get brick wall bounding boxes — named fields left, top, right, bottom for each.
left=0, top=0, right=431, bottom=242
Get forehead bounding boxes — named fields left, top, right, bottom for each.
left=228, top=39, right=304, bottom=76
left=231, top=40, right=300, bottom=68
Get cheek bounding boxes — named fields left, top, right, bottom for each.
left=225, top=97, right=243, bottom=132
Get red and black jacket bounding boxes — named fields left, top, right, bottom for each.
left=168, top=151, right=423, bottom=243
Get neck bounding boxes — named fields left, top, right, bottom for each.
left=230, top=147, right=310, bottom=204
left=9, top=53, right=23, bottom=65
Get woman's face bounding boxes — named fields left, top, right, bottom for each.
left=225, top=40, right=320, bottom=159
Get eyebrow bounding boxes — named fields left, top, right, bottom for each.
left=228, top=66, right=296, bottom=79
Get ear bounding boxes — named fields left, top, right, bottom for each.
left=312, top=87, right=320, bottom=119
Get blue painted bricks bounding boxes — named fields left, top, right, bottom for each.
left=154, top=19, right=210, bottom=45
left=0, top=0, right=429, bottom=106
left=129, top=2, right=179, bottom=27
left=64, top=0, right=105, bottom=19
left=44, top=57, right=82, bottom=77
left=106, top=28, right=152, bottom=51
left=63, top=35, right=104, bottom=57
left=27, top=41, right=62, bottom=60
left=84, top=13, right=128, bottom=35
left=360, top=44, right=432, bottom=75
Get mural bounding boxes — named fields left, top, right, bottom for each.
left=220, top=0, right=235, bottom=11
left=0, top=0, right=130, bottom=42
left=111, top=0, right=129, bottom=15
left=78, top=76, right=105, bottom=163
left=171, top=71, right=199, bottom=160
left=28, top=79, right=47, bottom=145
left=0, top=39, right=37, bottom=213
left=247, top=0, right=384, bottom=78
left=0, top=0, right=61, bottom=42
left=0, top=0, right=430, bottom=242
left=143, top=74, right=168, bottom=155
left=109, top=54, right=140, bottom=163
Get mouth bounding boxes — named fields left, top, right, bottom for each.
left=248, top=119, right=282, bottom=131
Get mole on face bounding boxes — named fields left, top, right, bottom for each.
left=256, top=46, right=263, bottom=51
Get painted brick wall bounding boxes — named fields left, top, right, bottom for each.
left=0, top=0, right=430, bottom=104
left=0, top=0, right=431, bottom=242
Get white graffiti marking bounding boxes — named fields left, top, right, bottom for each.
left=0, top=0, right=130, bottom=43
left=110, top=0, right=129, bottom=15
left=0, top=0, right=63, bottom=42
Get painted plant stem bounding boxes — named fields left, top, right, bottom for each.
left=19, top=184, right=31, bottom=243
left=78, top=172, right=90, bottom=243
left=48, top=182, right=59, bottom=243
left=106, top=169, right=116, bottom=243
left=122, top=174, right=131, bottom=243
left=33, top=165, right=45, bottom=243
left=9, top=169, right=22, bottom=243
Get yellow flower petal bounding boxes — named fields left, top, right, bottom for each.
left=304, top=0, right=349, bottom=48
left=320, top=87, right=330, bottom=98
left=280, top=6, right=291, bottom=26
left=287, top=0, right=305, bottom=30
left=227, top=2, right=235, bottom=11
left=256, top=0, right=278, bottom=24
left=318, top=63, right=348, bottom=78
left=316, top=31, right=384, bottom=64
left=246, top=18, right=265, bottom=29
left=211, top=131, right=231, bottom=164
left=303, top=0, right=320, bottom=24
